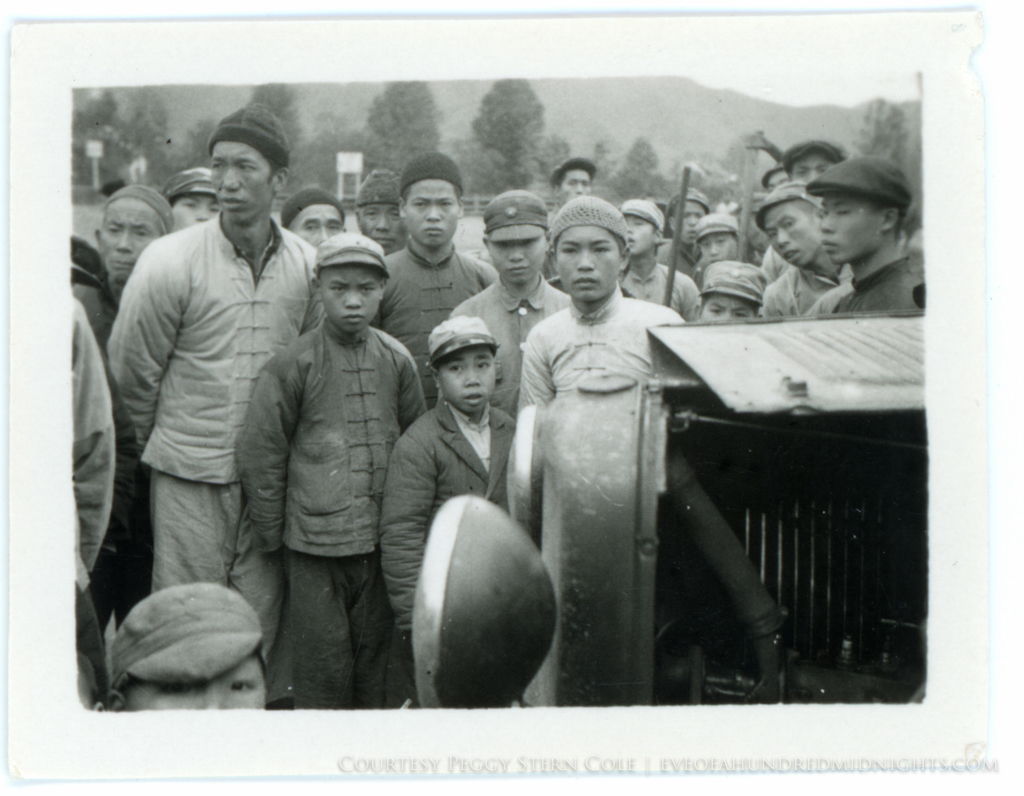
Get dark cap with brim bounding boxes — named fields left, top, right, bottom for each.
left=806, top=156, right=913, bottom=210
left=782, top=140, right=846, bottom=174
left=551, top=157, right=597, bottom=188
left=701, top=260, right=768, bottom=306
left=484, top=190, right=549, bottom=241
left=163, top=167, right=218, bottom=203
left=315, top=232, right=388, bottom=277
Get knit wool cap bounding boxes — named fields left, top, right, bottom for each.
left=105, top=185, right=174, bottom=236
left=400, top=153, right=463, bottom=197
left=550, top=156, right=597, bottom=188
left=782, top=140, right=846, bottom=174
left=550, top=196, right=630, bottom=247
left=208, top=103, right=290, bottom=168
left=806, top=156, right=913, bottom=210
left=110, top=583, right=263, bottom=688
left=162, top=167, right=217, bottom=203
left=701, top=260, right=768, bottom=306
left=357, top=169, right=402, bottom=207
left=620, top=199, right=665, bottom=234
left=756, top=182, right=822, bottom=231
left=695, top=212, right=740, bottom=243
left=315, top=232, right=388, bottom=278
left=428, top=316, right=498, bottom=366
left=484, top=190, right=549, bottom=241
left=280, top=187, right=346, bottom=231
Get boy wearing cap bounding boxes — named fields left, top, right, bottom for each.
left=450, top=190, right=571, bottom=416
left=281, top=187, right=347, bottom=249
left=693, top=212, right=741, bottom=289
left=782, top=139, right=846, bottom=184
left=756, top=182, right=852, bottom=317
left=698, top=261, right=768, bottom=322
left=108, top=583, right=267, bottom=711
left=519, top=196, right=682, bottom=410
left=806, top=156, right=924, bottom=314
left=620, top=199, right=700, bottom=322
left=356, top=169, right=408, bottom=256
left=163, top=167, right=220, bottom=230
left=658, top=188, right=711, bottom=274
left=380, top=315, right=515, bottom=706
left=237, top=233, right=426, bottom=709
left=109, top=104, right=324, bottom=659
left=377, top=153, right=497, bottom=408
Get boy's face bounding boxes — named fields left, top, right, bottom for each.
left=763, top=200, right=824, bottom=269
left=434, top=345, right=496, bottom=419
left=171, top=193, right=220, bottom=230
left=789, top=152, right=836, bottom=184
left=357, top=203, right=407, bottom=255
left=554, top=225, right=629, bottom=314
left=681, top=201, right=707, bottom=245
left=315, top=264, right=385, bottom=337
left=818, top=195, right=894, bottom=265
left=95, top=197, right=165, bottom=303
left=699, top=232, right=739, bottom=265
left=400, top=180, right=462, bottom=251
left=289, top=204, right=345, bottom=248
left=485, top=229, right=548, bottom=289
left=624, top=215, right=659, bottom=258
left=699, top=293, right=759, bottom=322
left=119, top=654, right=266, bottom=711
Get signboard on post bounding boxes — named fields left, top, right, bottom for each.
left=86, top=139, right=104, bottom=191
left=336, top=152, right=364, bottom=201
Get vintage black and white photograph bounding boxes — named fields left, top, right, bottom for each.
left=9, top=11, right=987, bottom=778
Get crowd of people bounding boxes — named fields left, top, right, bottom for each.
left=70, top=101, right=925, bottom=711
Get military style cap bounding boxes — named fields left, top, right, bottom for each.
left=428, top=316, right=498, bottom=366
left=761, top=164, right=788, bottom=191
left=357, top=169, right=401, bottom=207
left=620, top=199, right=665, bottom=234
left=484, top=190, right=549, bottom=242
left=695, top=212, right=740, bottom=243
left=401, top=152, right=463, bottom=197
left=755, top=182, right=822, bottom=231
left=163, top=167, right=217, bottom=203
left=105, top=185, right=174, bottom=236
left=550, top=156, right=597, bottom=188
left=781, top=140, right=846, bottom=174
left=315, top=232, right=388, bottom=277
left=208, top=103, right=290, bottom=168
left=281, top=187, right=346, bottom=230
left=550, top=195, right=630, bottom=246
left=806, top=156, right=913, bottom=210
left=110, top=583, right=263, bottom=688
left=701, top=260, right=768, bottom=306
left=667, top=188, right=712, bottom=221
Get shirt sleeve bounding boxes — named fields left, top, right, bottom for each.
left=518, top=327, right=557, bottom=411
left=395, top=344, right=428, bottom=432
left=673, top=274, right=700, bottom=322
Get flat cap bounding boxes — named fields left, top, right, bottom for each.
left=484, top=190, right=549, bottom=241
left=620, top=199, right=665, bottom=234
left=806, top=156, right=913, bottom=210
left=761, top=164, right=788, bottom=191
left=315, top=232, right=388, bottom=277
left=781, top=140, right=846, bottom=174
left=755, top=182, right=823, bottom=231
left=701, top=260, right=768, bottom=306
left=429, top=316, right=498, bottom=366
left=281, top=187, right=346, bottom=231
left=550, top=195, right=629, bottom=246
left=208, top=103, right=290, bottom=168
left=105, top=185, right=174, bottom=236
left=163, top=167, right=218, bottom=203
left=668, top=188, right=712, bottom=220
left=110, top=583, right=263, bottom=688
left=695, top=212, right=740, bottom=242
left=401, top=152, right=463, bottom=197
left=550, top=157, right=597, bottom=188
left=357, top=169, right=401, bottom=207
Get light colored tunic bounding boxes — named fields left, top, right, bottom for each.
left=762, top=263, right=853, bottom=317
left=621, top=262, right=700, bottom=322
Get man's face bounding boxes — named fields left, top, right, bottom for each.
left=484, top=229, right=548, bottom=289
left=699, top=294, right=759, bottom=323
left=763, top=200, right=824, bottom=269
left=170, top=193, right=219, bottom=230
left=789, top=152, right=836, bottom=184
left=434, top=346, right=496, bottom=420
left=765, top=170, right=790, bottom=192
left=357, top=203, right=407, bottom=255
left=558, top=169, right=592, bottom=203
left=681, top=201, right=707, bottom=245
left=119, top=655, right=266, bottom=711
left=289, top=204, right=345, bottom=248
left=400, top=180, right=461, bottom=251
left=698, top=232, right=739, bottom=265
left=95, top=197, right=164, bottom=303
left=818, top=195, right=893, bottom=265
left=210, top=141, right=286, bottom=225
left=624, top=215, right=660, bottom=258
left=554, top=225, right=629, bottom=314
left=315, top=264, right=385, bottom=338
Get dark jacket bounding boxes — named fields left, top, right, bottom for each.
left=379, top=401, right=515, bottom=630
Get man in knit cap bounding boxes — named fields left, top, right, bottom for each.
left=807, top=156, right=924, bottom=314
left=450, top=190, right=571, bottom=416
left=108, top=583, right=267, bottom=711
left=519, top=196, right=682, bottom=410
left=280, top=187, right=346, bottom=249
left=620, top=199, right=700, bottom=321
left=693, top=212, right=741, bottom=289
left=356, top=169, right=407, bottom=256
left=109, top=103, right=323, bottom=662
left=756, top=182, right=852, bottom=317
left=163, top=167, right=220, bottom=230
left=376, top=152, right=497, bottom=408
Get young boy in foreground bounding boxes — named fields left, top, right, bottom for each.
left=379, top=316, right=516, bottom=706
left=698, top=260, right=768, bottom=322
left=237, top=232, right=426, bottom=710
